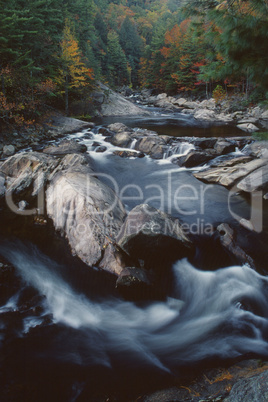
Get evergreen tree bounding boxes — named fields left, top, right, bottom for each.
left=107, top=30, right=130, bottom=87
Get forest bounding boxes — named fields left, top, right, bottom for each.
left=0, top=0, right=267, bottom=127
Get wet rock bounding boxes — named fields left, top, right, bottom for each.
left=98, top=127, right=113, bottom=136
left=0, top=173, right=5, bottom=197
left=224, top=370, right=268, bottom=402
left=182, top=150, right=214, bottom=167
left=116, top=204, right=194, bottom=269
left=113, top=150, right=145, bottom=158
left=43, top=139, right=87, bottom=156
left=193, top=137, right=217, bottom=149
left=46, top=170, right=126, bottom=267
left=136, top=136, right=165, bottom=155
left=95, top=145, right=107, bottom=153
left=99, top=243, right=139, bottom=276
left=115, top=267, right=155, bottom=300
left=214, top=139, right=236, bottom=155
left=216, top=223, right=256, bottom=268
left=3, top=145, right=16, bottom=157
left=194, top=158, right=267, bottom=187
left=110, top=132, right=132, bottom=147
left=237, top=123, right=259, bottom=133
left=150, top=144, right=167, bottom=159
left=237, top=164, right=268, bottom=194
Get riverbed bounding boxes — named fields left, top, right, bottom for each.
left=0, top=110, right=268, bottom=401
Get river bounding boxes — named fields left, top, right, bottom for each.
left=0, top=110, right=268, bottom=401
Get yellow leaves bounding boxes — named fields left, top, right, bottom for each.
left=59, top=19, right=94, bottom=90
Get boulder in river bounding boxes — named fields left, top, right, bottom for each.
left=116, top=204, right=194, bottom=269
left=43, top=139, right=87, bottom=156
left=110, top=132, right=132, bottom=148
left=46, top=169, right=127, bottom=267
left=243, top=141, right=268, bottom=159
left=115, top=267, right=157, bottom=300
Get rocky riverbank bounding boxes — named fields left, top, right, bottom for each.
left=132, top=89, right=268, bottom=132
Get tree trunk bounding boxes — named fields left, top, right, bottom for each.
left=65, top=75, right=69, bottom=116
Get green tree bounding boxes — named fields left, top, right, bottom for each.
left=107, top=30, right=130, bottom=87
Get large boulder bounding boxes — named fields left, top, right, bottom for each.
left=98, top=83, right=149, bottom=116
left=110, top=132, right=132, bottom=148
left=43, top=139, right=87, bottom=156
left=46, top=169, right=126, bottom=267
left=0, top=152, right=59, bottom=196
left=116, top=204, right=194, bottom=269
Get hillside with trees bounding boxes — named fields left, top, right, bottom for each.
left=0, top=0, right=267, bottom=129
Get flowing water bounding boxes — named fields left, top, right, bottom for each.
left=0, top=110, right=268, bottom=401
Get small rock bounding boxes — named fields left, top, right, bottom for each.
left=214, top=139, right=236, bottom=155
left=107, top=123, right=131, bottom=133
left=237, top=123, right=259, bottom=133
left=3, top=145, right=16, bottom=157
left=43, top=139, right=87, bottom=155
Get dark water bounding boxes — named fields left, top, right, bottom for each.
left=93, top=108, right=244, bottom=138
left=0, top=112, right=268, bottom=401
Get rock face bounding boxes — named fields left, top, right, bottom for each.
left=116, top=204, right=194, bottom=268
left=97, top=83, right=149, bottom=116
left=0, top=152, right=59, bottom=196
left=237, top=164, right=268, bottom=194
left=194, top=158, right=267, bottom=187
left=224, top=370, right=268, bottom=402
left=46, top=169, right=126, bottom=267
